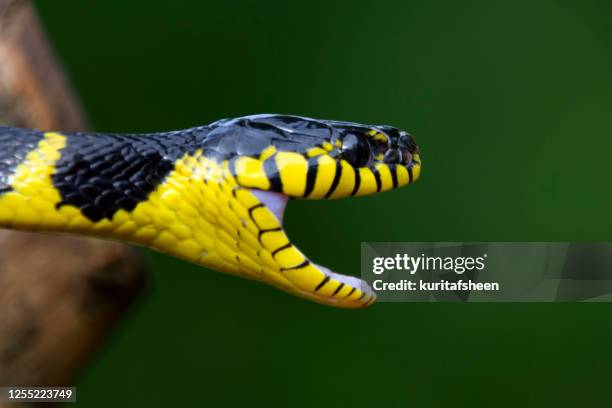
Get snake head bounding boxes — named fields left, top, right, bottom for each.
left=204, top=114, right=421, bottom=199
left=187, top=114, right=421, bottom=308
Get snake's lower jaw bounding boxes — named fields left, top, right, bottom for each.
left=310, top=263, right=377, bottom=307
left=244, top=188, right=376, bottom=308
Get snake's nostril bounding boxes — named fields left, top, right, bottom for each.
left=398, top=132, right=417, bottom=153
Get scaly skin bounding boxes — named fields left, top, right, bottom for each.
left=0, top=114, right=421, bottom=307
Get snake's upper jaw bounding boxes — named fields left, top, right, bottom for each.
left=246, top=188, right=376, bottom=308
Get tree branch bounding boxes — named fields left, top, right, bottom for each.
left=0, top=0, right=149, bottom=392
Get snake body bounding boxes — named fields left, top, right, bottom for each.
left=0, top=114, right=420, bottom=307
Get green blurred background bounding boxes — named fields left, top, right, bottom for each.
left=33, top=0, right=612, bottom=406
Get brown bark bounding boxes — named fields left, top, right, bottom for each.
left=0, top=0, right=149, bottom=393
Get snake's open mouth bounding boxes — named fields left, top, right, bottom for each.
left=204, top=114, right=421, bottom=308
left=248, top=188, right=377, bottom=307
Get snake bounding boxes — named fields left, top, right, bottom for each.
left=0, top=114, right=421, bottom=308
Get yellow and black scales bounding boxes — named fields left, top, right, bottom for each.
left=0, top=114, right=420, bottom=308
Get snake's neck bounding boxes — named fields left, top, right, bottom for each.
left=0, top=125, right=210, bottom=229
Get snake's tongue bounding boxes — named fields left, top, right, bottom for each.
left=248, top=189, right=376, bottom=307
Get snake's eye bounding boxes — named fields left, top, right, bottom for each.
left=341, top=133, right=372, bottom=167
